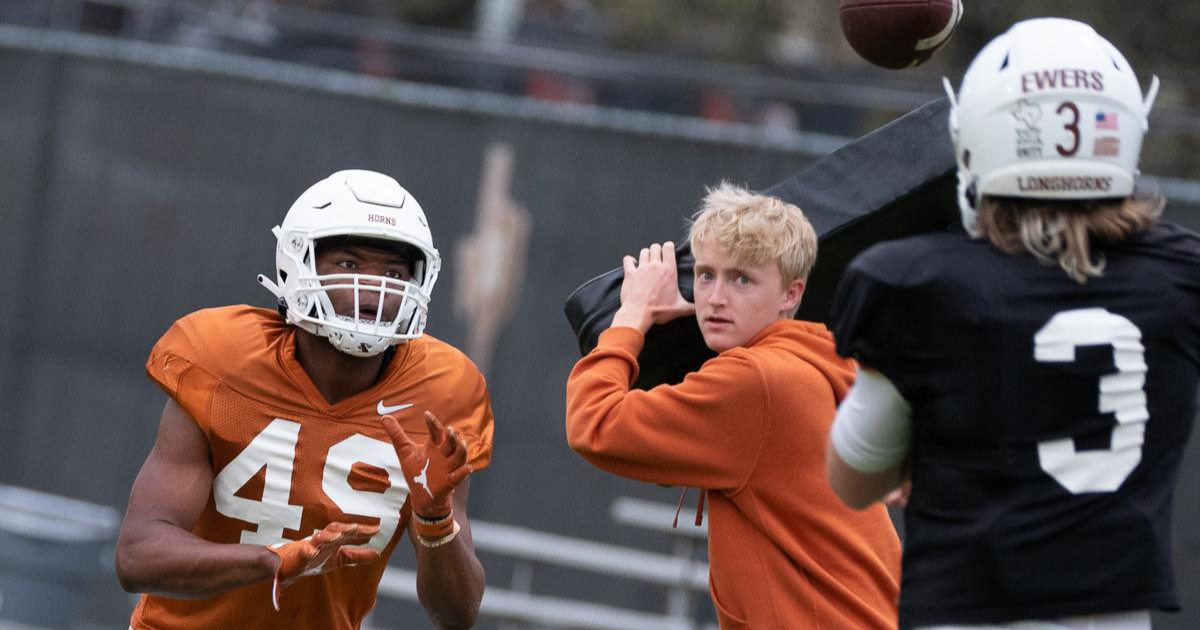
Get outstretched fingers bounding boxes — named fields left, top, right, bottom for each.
left=321, top=522, right=380, bottom=546
left=306, top=524, right=378, bottom=558
left=291, top=541, right=319, bottom=566
left=447, top=428, right=470, bottom=468
left=446, top=463, right=474, bottom=486
left=425, top=412, right=470, bottom=463
left=334, top=546, right=381, bottom=568
left=271, top=522, right=380, bottom=610
left=423, top=411, right=448, bottom=447
left=381, top=414, right=417, bottom=458
left=424, top=413, right=472, bottom=485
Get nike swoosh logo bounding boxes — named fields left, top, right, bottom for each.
left=377, top=401, right=414, bottom=415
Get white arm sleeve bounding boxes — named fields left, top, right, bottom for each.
left=830, top=367, right=913, bottom=473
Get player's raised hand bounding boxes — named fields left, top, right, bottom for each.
left=613, top=241, right=696, bottom=333
left=267, top=521, right=380, bottom=611
left=382, top=411, right=472, bottom=545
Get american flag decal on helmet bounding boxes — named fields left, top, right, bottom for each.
left=1095, top=111, right=1118, bottom=130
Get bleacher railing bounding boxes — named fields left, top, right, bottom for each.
left=377, top=497, right=715, bottom=630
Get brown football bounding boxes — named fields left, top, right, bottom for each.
left=839, top=0, right=963, bottom=69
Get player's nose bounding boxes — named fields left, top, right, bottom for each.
left=705, top=281, right=728, bottom=305
left=356, top=272, right=386, bottom=287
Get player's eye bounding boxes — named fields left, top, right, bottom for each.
left=698, top=271, right=714, bottom=281
left=736, top=275, right=752, bottom=286
left=337, top=259, right=358, bottom=270
left=383, top=269, right=406, bottom=280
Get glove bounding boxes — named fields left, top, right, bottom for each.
left=382, top=411, right=472, bottom=543
left=267, top=521, right=380, bottom=611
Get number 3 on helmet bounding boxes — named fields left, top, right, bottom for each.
left=943, top=18, right=1160, bottom=236
left=258, top=170, right=442, bottom=357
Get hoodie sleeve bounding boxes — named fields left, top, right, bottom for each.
left=565, top=327, right=768, bottom=492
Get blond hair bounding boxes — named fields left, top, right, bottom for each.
left=976, top=195, right=1163, bottom=284
left=687, top=181, right=818, bottom=285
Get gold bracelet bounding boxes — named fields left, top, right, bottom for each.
left=418, top=519, right=461, bottom=548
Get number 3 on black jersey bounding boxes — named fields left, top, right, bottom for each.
left=1034, top=308, right=1148, bottom=494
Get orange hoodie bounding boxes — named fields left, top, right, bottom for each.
left=566, top=319, right=901, bottom=630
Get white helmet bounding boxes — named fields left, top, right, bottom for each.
left=258, top=170, right=441, bottom=357
left=943, top=18, right=1160, bottom=236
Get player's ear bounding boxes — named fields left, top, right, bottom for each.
left=781, top=278, right=805, bottom=313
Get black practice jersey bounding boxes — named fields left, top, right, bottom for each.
left=832, top=222, right=1200, bottom=629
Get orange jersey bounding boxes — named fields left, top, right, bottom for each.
left=566, top=321, right=901, bottom=630
left=131, top=305, right=493, bottom=630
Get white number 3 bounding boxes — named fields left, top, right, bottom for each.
left=1034, top=308, right=1148, bottom=494
left=212, top=420, right=407, bottom=551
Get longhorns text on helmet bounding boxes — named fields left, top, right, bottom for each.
left=943, top=18, right=1160, bottom=236
left=258, top=170, right=443, bottom=357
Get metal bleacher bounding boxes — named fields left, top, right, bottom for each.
left=376, top=497, right=715, bottom=630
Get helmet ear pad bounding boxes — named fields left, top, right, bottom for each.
left=262, top=170, right=442, bottom=357
left=944, top=18, right=1156, bottom=235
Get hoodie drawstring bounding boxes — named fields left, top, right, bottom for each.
left=672, top=487, right=706, bottom=528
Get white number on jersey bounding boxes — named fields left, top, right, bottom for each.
left=212, top=419, right=408, bottom=548
left=324, top=435, right=407, bottom=552
left=1034, top=308, right=1148, bottom=494
left=213, top=419, right=305, bottom=545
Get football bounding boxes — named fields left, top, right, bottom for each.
left=839, top=0, right=963, bottom=69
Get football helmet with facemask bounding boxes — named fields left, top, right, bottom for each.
left=258, top=170, right=441, bottom=357
left=943, top=18, right=1159, bottom=236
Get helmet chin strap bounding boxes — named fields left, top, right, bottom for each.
left=941, top=77, right=958, bottom=109
left=1143, top=76, right=1160, bottom=117
left=258, top=274, right=283, bottom=298
left=257, top=274, right=292, bottom=315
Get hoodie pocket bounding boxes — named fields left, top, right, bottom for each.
left=709, top=573, right=750, bottom=629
